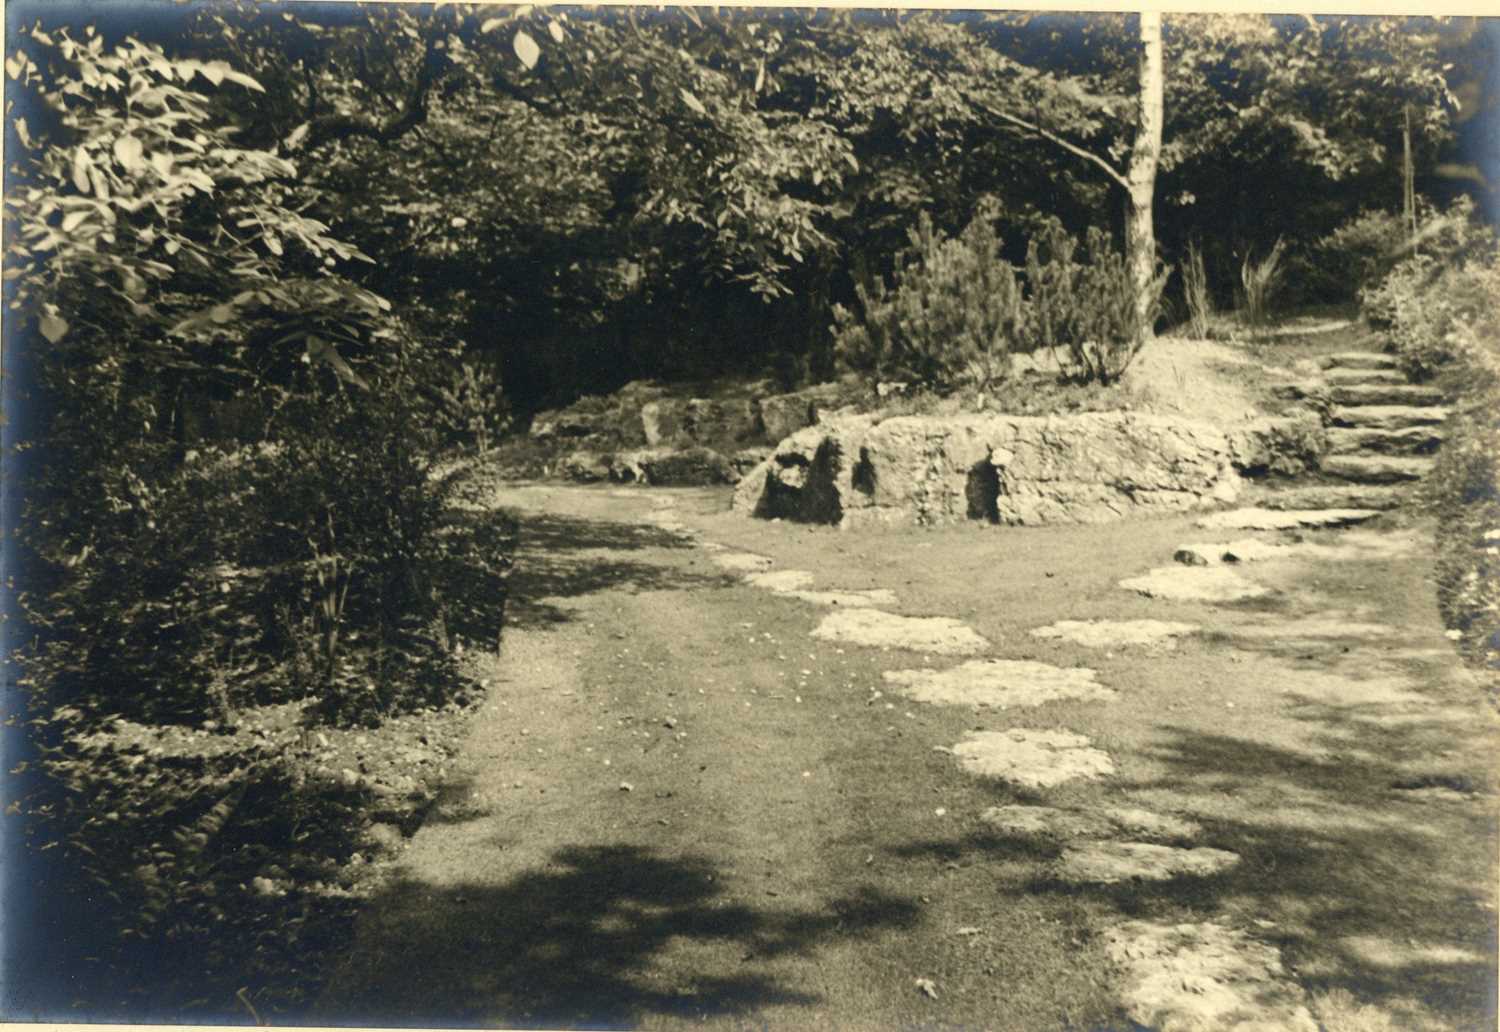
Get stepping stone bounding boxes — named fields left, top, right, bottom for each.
left=1327, top=426, right=1443, bottom=455
left=1120, top=566, right=1271, bottom=602
left=1321, top=454, right=1431, bottom=484
left=1030, top=619, right=1200, bottom=650
left=1330, top=383, right=1444, bottom=407
left=1104, top=921, right=1318, bottom=1032
left=884, top=659, right=1114, bottom=709
left=1054, top=842, right=1240, bottom=884
left=712, top=551, right=775, bottom=573
left=1196, top=508, right=1380, bottom=530
left=745, top=569, right=815, bottom=592
left=1324, top=367, right=1407, bottom=385
left=1253, top=484, right=1405, bottom=511
left=1321, top=351, right=1398, bottom=370
left=1330, top=404, right=1449, bottom=429
left=745, top=569, right=899, bottom=608
left=981, top=804, right=1201, bottom=841
left=785, top=588, right=898, bottom=608
left=1232, top=617, right=1394, bottom=641
left=812, top=609, right=989, bottom=655
left=950, top=729, right=1114, bottom=788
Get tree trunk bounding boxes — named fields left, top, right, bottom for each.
left=1125, top=11, right=1164, bottom=338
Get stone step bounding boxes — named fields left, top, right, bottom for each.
left=1325, top=367, right=1408, bottom=385
left=1197, top=507, right=1383, bottom=530
left=1320, top=351, right=1399, bottom=370
left=1328, top=426, right=1444, bottom=455
left=1330, top=383, right=1446, bottom=407
left=1330, top=404, right=1451, bottom=429
left=1320, top=454, right=1433, bottom=484
left=1252, top=484, right=1406, bottom=511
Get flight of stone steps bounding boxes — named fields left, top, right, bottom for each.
left=1259, top=349, right=1447, bottom=512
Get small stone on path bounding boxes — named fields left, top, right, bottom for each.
left=951, top=729, right=1114, bottom=788
left=1030, top=619, right=1199, bottom=650
left=1104, top=920, right=1318, bottom=1032
left=885, top=659, right=1114, bottom=709
left=1120, top=566, right=1271, bottom=602
left=813, top=609, right=989, bottom=655
left=1054, top=842, right=1240, bottom=884
left=1197, top=508, right=1381, bottom=531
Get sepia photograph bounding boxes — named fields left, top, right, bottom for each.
left=1, top=1, right=1496, bottom=1028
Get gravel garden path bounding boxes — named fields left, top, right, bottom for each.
left=319, top=409, right=1498, bottom=1029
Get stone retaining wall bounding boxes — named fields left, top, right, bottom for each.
left=732, top=412, right=1251, bottom=527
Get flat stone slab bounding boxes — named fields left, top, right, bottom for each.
left=812, top=609, right=989, bottom=655
left=1327, top=426, right=1443, bottom=455
left=1330, top=404, right=1449, bottom=429
left=981, top=804, right=1201, bottom=841
left=711, top=551, right=775, bottom=573
left=1321, top=351, right=1398, bottom=370
left=1321, top=454, right=1432, bottom=484
left=1197, top=508, right=1380, bottom=530
left=1105, top=920, right=1318, bottom=1032
left=1120, top=566, right=1271, bottom=602
left=951, top=729, right=1114, bottom=788
left=1055, top=842, right=1240, bottom=884
left=745, top=569, right=816, bottom=592
left=745, top=569, right=898, bottom=608
left=1330, top=383, right=1445, bottom=407
left=1324, top=367, right=1407, bottom=384
left=1233, top=617, right=1394, bottom=641
left=1254, top=485, right=1405, bottom=511
left=1030, top=619, right=1200, bottom=650
left=885, top=660, right=1114, bottom=709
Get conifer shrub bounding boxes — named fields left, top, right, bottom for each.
left=833, top=199, right=1025, bottom=393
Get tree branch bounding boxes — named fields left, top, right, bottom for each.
left=307, top=32, right=442, bottom=150
left=974, top=100, right=1129, bottom=190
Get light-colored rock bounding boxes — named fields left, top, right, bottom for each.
left=734, top=411, right=1242, bottom=528
left=1327, top=426, right=1443, bottom=455
left=1055, top=842, right=1240, bottom=884
left=884, top=660, right=1113, bottom=708
left=1252, top=485, right=1405, bottom=511
left=744, top=569, right=816, bottom=592
left=1196, top=508, right=1380, bottom=530
left=1330, top=404, right=1449, bottom=429
left=558, top=450, right=613, bottom=482
left=1321, top=351, right=1398, bottom=370
left=1330, top=383, right=1445, bottom=407
left=1226, top=413, right=1328, bottom=477
left=812, top=609, right=989, bottom=655
left=1320, top=454, right=1432, bottom=484
left=951, top=729, right=1114, bottom=788
left=980, top=804, right=1200, bottom=841
left=1175, top=531, right=1421, bottom=567
left=712, top=551, right=775, bottom=573
left=784, top=588, right=898, bottom=608
left=745, top=570, right=898, bottom=608
left=1324, top=367, right=1407, bottom=385
left=1232, top=618, right=1394, bottom=641
left=1105, top=920, right=1319, bottom=1032
left=1030, top=619, right=1200, bottom=650
left=1120, top=566, right=1272, bottom=602
left=1175, top=539, right=1292, bottom=566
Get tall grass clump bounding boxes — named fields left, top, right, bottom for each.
left=1239, top=238, right=1286, bottom=326
left=1180, top=240, right=1213, bottom=339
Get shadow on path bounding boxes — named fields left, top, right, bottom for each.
left=501, top=510, right=727, bottom=630
left=321, top=844, right=919, bottom=1028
